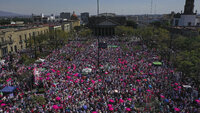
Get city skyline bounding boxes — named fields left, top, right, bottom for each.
left=0, top=0, right=200, bottom=15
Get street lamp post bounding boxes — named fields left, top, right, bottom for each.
left=33, top=32, right=37, bottom=59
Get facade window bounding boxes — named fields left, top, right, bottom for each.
left=9, top=37, right=12, bottom=42
left=1, top=37, right=4, bottom=42
left=14, top=45, right=17, bottom=52
left=2, top=47, right=8, bottom=56
left=25, top=34, right=27, bottom=40
left=175, top=20, right=179, bottom=26
left=19, top=35, right=22, bottom=41
left=188, top=22, right=191, bottom=26
left=21, top=45, right=23, bottom=49
left=11, top=46, right=13, bottom=52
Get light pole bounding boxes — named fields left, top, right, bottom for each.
left=33, top=32, right=37, bottom=59
left=97, top=36, right=100, bottom=69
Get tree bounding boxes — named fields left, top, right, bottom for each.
left=79, top=29, right=92, bottom=37
left=126, top=20, right=138, bottom=29
left=115, top=26, right=135, bottom=37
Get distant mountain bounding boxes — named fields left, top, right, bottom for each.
left=0, top=10, right=25, bottom=17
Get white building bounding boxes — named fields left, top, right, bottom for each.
left=173, top=0, right=200, bottom=27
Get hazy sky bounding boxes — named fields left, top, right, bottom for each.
left=0, top=0, right=200, bottom=15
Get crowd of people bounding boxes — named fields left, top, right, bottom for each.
left=0, top=37, right=199, bottom=112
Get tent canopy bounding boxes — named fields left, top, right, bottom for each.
left=153, top=62, right=162, bottom=66
left=0, top=86, right=17, bottom=93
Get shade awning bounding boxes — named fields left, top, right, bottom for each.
left=153, top=62, right=162, bottom=66
left=0, top=86, right=17, bottom=93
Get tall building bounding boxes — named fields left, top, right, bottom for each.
left=81, top=12, right=89, bottom=24
left=60, top=12, right=71, bottom=20
left=173, top=0, right=200, bottom=26
left=184, top=0, right=195, bottom=14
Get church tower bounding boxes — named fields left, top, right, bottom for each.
left=184, top=0, right=195, bottom=14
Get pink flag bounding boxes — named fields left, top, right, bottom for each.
left=73, top=64, right=76, bottom=71
left=6, top=78, right=12, bottom=82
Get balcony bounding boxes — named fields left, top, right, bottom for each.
left=19, top=40, right=23, bottom=44
left=0, top=41, right=9, bottom=47
left=8, top=40, right=14, bottom=45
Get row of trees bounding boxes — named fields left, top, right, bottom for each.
left=114, top=22, right=200, bottom=82
left=134, top=26, right=200, bottom=82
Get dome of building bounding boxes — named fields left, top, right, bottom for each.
left=71, top=11, right=79, bottom=20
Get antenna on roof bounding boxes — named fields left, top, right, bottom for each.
left=151, top=0, right=153, bottom=14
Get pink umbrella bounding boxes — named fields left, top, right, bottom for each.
left=74, top=73, right=79, bottom=77
left=132, top=88, right=136, bottom=91
left=98, top=79, right=102, bottom=82
left=174, top=108, right=180, bottom=112
left=160, top=95, right=165, bottom=99
left=66, top=76, right=71, bottom=79
left=56, top=97, right=61, bottom=101
left=136, top=79, right=141, bottom=82
left=195, top=99, right=200, bottom=103
left=46, top=73, right=51, bottom=76
left=92, top=111, right=97, bottom=113
left=1, top=103, right=6, bottom=107
left=127, top=98, right=132, bottom=101
left=109, top=99, right=114, bottom=103
left=126, top=108, right=131, bottom=111
left=51, top=69, right=56, bottom=73
left=91, top=80, right=95, bottom=84
left=107, top=104, right=112, bottom=108
left=105, top=72, right=109, bottom=75
left=147, top=89, right=151, bottom=92
left=52, top=105, right=59, bottom=109
left=174, top=83, right=178, bottom=86
left=119, top=99, right=124, bottom=103
left=109, top=107, right=114, bottom=111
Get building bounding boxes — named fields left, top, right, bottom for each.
left=61, top=23, right=71, bottom=32
left=81, top=12, right=89, bottom=24
left=49, top=25, right=62, bottom=31
left=173, top=0, right=200, bottom=26
left=0, top=25, right=49, bottom=58
left=88, top=13, right=126, bottom=36
left=60, top=12, right=71, bottom=20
